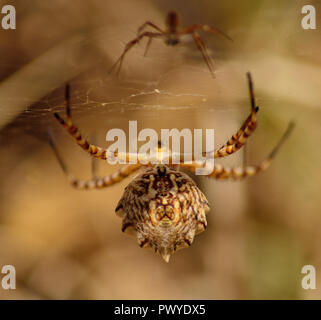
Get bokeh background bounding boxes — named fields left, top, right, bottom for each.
left=0, top=0, right=320, bottom=299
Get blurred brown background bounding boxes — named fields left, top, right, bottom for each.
left=0, top=0, right=320, bottom=299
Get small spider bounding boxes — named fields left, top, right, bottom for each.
left=109, top=11, right=232, bottom=77
left=48, top=73, right=294, bottom=262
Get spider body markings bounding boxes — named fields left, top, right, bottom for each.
left=48, top=73, right=294, bottom=262
left=109, top=11, right=232, bottom=77
left=116, top=165, right=209, bottom=262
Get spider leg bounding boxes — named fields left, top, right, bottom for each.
left=222, top=72, right=257, bottom=147
left=181, top=122, right=295, bottom=180
left=137, top=21, right=165, bottom=35
left=70, top=164, right=141, bottom=189
left=53, top=84, right=108, bottom=160
left=206, top=73, right=259, bottom=159
left=53, top=85, right=142, bottom=163
left=109, top=31, right=162, bottom=75
left=192, top=32, right=215, bottom=77
left=182, top=24, right=232, bottom=42
left=144, top=36, right=153, bottom=57
left=47, top=128, right=142, bottom=190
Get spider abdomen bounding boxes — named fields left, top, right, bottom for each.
left=115, top=165, right=210, bottom=262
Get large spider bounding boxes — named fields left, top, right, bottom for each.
left=109, top=11, right=232, bottom=77
left=48, top=73, right=294, bottom=262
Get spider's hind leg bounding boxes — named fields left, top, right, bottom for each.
left=182, top=122, right=295, bottom=180
left=192, top=32, right=215, bottom=77
left=46, top=128, right=142, bottom=190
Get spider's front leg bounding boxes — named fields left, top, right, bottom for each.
left=182, top=122, right=294, bottom=180
left=53, top=84, right=111, bottom=161
left=137, top=22, right=165, bottom=57
left=207, top=73, right=259, bottom=159
left=181, top=23, right=232, bottom=77
left=109, top=31, right=162, bottom=75
left=137, top=21, right=165, bottom=35
left=53, top=84, right=138, bottom=164
left=47, top=128, right=142, bottom=190
left=192, top=32, right=215, bottom=77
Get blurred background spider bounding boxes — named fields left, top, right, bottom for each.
left=48, top=73, right=294, bottom=262
left=110, top=11, right=232, bottom=77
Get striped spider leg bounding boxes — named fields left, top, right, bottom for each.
left=50, top=84, right=143, bottom=189
left=47, top=129, right=142, bottom=190
left=203, top=72, right=259, bottom=160
left=182, top=73, right=295, bottom=179
left=181, top=121, right=294, bottom=180
left=109, top=11, right=232, bottom=77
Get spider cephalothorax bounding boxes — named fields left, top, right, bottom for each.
left=48, top=73, right=294, bottom=262
left=115, top=165, right=209, bottom=262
